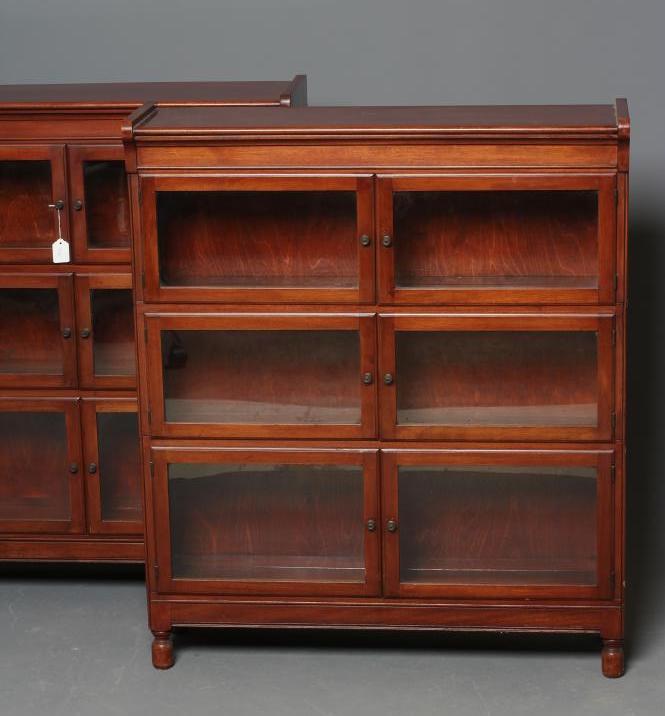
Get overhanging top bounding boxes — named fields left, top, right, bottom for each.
left=126, top=101, right=629, bottom=142
left=0, top=77, right=307, bottom=113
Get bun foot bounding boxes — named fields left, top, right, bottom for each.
left=601, top=639, right=624, bottom=678
left=152, top=631, right=174, bottom=669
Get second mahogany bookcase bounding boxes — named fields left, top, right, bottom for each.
left=0, top=77, right=307, bottom=563
left=124, top=101, right=629, bottom=676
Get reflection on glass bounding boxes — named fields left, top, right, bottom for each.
left=398, top=465, right=597, bottom=585
left=157, top=191, right=358, bottom=289
left=0, top=288, right=63, bottom=376
left=168, top=463, right=365, bottom=582
left=84, top=161, right=130, bottom=249
left=97, top=412, right=141, bottom=522
left=394, top=191, right=599, bottom=290
left=0, top=411, right=70, bottom=521
left=91, top=289, right=135, bottom=377
left=162, top=330, right=361, bottom=425
left=0, top=161, right=54, bottom=248
left=396, top=331, right=598, bottom=427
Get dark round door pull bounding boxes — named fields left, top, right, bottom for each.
left=73, top=200, right=84, bottom=211
left=69, top=463, right=79, bottom=474
left=382, top=234, right=392, bottom=247
left=360, top=234, right=371, bottom=247
left=362, top=372, right=373, bottom=385
left=383, top=373, right=394, bottom=385
left=49, top=200, right=65, bottom=211
left=62, top=327, right=72, bottom=339
left=367, top=519, right=377, bottom=532
left=80, top=328, right=91, bottom=339
left=387, top=519, right=398, bottom=533
left=88, top=463, right=97, bottom=474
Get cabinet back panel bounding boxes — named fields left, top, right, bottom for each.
left=394, top=191, right=599, bottom=289
left=0, top=161, right=53, bottom=248
left=396, top=331, right=598, bottom=427
left=0, top=411, right=70, bottom=520
left=156, top=191, right=358, bottom=289
left=0, top=288, right=63, bottom=375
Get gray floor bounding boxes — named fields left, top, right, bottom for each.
left=1, top=563, right=663, bottom=716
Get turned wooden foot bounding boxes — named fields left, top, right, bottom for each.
left=601, top=639, right=624, bottom=678
left=152, top=631, right=175, bottom=669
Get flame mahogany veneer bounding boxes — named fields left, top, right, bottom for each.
left=124, top=100, right=629, bottom=676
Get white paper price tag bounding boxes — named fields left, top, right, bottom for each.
left=52, top=238, right=70, bottom=263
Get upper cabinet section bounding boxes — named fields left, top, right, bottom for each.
left=140, top=175, right=374, bottom=304
left=68, top=146, right=131, bottom=263
left=125, top=101, right=628, bottom=308
left=377, top=174, right=617, bottom=305
left=0, top=145, right=67, bottom=263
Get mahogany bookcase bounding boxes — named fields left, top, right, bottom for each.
left=123, top=101, right=629, bottom=676
left=0, top=77, right=307, bottom=563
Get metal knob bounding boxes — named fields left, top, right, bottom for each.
left=383, top=373, right=394, bottom=385
left=362, top=372, right=373, bottom=385
left=88, top=463, right=97, bottom=475
left=387, top=519, right=398, bottom=533
left=382, top=234, right=392, bottom=248
left=367, top=519, right=377, bottom=532
left=69, top=463, right=79, bottom=474
left=62, top=327, right=72, bottom=339
left=359, top=234, right=371, bottom=247
left=49, top=200, right=65, bottom=211
left=73, top=200, right=83, bottom=211
left=80, top=328, right=91, bottom=339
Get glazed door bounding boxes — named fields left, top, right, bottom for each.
left=145, top=313, right=377, bottom=439
left=0, top=145, right=68, bottom=263
left=0, top=273, right=77, bottom=388
left=81, top=398, right=142, bottom=535
left=382, top=450, right=615, bottom=599
left=0, top=398, right=84, bottom=533
left=377, top=174, right=616, bottom=305
left=67, top=145, right=131, bottom=263
left=151, top=447, right=380, bottom=596
left=379, top=313, right=614, bottom=442
left=140, top=174, right=374, bottom=303
left=75, top=273, right=136, bottom=389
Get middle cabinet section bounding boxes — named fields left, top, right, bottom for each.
left=142, top=310, right=614, bottom=442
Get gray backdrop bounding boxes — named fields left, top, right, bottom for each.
left=1, top=0, right=664, bottom=708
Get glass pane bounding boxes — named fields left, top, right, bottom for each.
left=396, top=331, right=598, bottom=427
left=169, top=463, right=365, bottom=582
left=162, top=330, right=361, bottom=425
left=0, top=288, right=63, bottom=376
left=97, top=412, right=141, bottom=522
left=84, top=161, right=130, bottom=249
left=91, top=289, right=135, bottom=377
left=399, top=465, right=597, bottom=586
left=394, top=191, right=599, bottom=290
left=0, top=160, right=54, bottom=248
left=0, top=411, right=70, bottom=521
left=157, top=191, right=358, bottom=289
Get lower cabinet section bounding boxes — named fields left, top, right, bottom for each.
left=0, top=395, right=143, bottom=560
left=145, top=444, right=622, bottom=675
left=0, top=398, right=84, bottom=533
left=147, top=445, right=615, bottom=600
left=150, top=447, right=380, bottom=596
left=381, top=449, right=614, bottom=599
left=81, top=398, right=142, bottom=535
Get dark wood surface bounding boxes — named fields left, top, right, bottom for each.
left=127, top=101, right=629, bottom=676
left=131, top=103, right=619, bottom=138
left=0, top=76, right=307, bottom=111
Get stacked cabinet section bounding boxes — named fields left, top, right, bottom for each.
left=0, top=141, right=142, bottom=561
left=131, top=116, right=624, bottom=676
